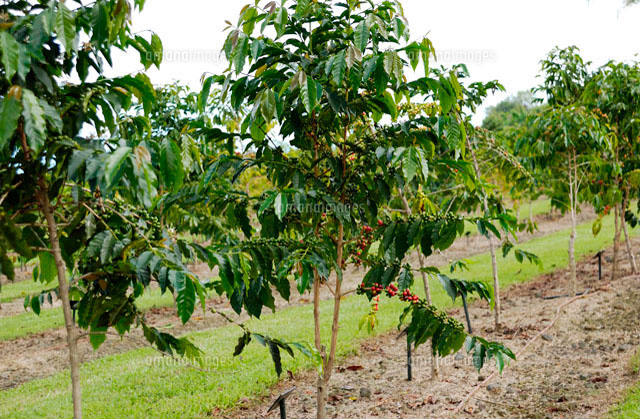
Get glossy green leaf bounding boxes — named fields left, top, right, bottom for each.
left=21, top=89, right=47, bottom=155
left=300, top=72, right=317, bottom=113
left=0, top=88, right=22, bottom=150
left=332, top=49, right=347, bottom=85
left=160, top=138, right=185, bottom=190
left=55, top=2, right=76, bottom=54
left=274, top=193, right=288, bottom=221
left=354, top=20, right=369, bottom=52
left=0, top=32, right=20, bottom=81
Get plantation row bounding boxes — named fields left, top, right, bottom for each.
left=1, top=1, right=639, bottom=418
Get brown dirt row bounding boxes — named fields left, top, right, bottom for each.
left=226, top=239, right=640, bottom=419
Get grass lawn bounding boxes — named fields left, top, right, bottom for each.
left=609, top=347, right=640, bottom=418
left=610, top=383, right=640, bottom=419
left=0, top=277, right=48, bottom=303
left=0, top=214, right=630, bottom=419
left=0, top=287, right=176, bottom=341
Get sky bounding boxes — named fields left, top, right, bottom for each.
left=113, top=0, right=640, bottom=124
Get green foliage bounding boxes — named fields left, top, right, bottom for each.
left=0, top=0, right=204, bottom=371
left=437, top=274, right=493, bottom=306
left=465, top=336, right=516, bottom=373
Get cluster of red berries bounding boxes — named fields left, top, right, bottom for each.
left=352, top=225, right=375, bottom=265
left=385, top=283, right=398, bottom=297
left=372, top=295, right=380, bottom=312
left=603, top=205, right=612, bottom=216
left=400, top=289, right=420, bottom=304
left=369, top=282, right=384, bottom=296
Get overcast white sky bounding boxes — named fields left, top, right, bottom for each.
left=113, top=0, right=640, bottom=123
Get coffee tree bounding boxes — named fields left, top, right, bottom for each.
left=179, top=1, right=516, bottom=417
left=0, top=2, right=211, bottom=417
left=584, top=61, right=640, bottom=278
left=519, top=47, right=610, bottom=294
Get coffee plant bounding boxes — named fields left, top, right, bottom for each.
left=165, top=1, right=521, bottom=417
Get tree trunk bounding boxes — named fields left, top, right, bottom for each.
left=467, top=139, right=501, bottom=330
left=612, top=203, right=622, bottom=281
left=529, top=198, right=534, bottom=223
left=316, top=375, right=328, bottom=419
left=621, top=189, right=638, bottom=275
left=567, top=150, right=578, bottom=296
left=398, top=189, right=439, bottom=379
left=568, top=203, right=578, bottom=296
left=314, top=223, right=344, bottom=419
left=37, top=183, right=83, bottom=419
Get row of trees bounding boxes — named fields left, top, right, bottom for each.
left=487, top=47, right=640, bottom=294
left=5, top=1, right=636, bottom=418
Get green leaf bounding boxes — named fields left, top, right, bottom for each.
left=592, top=218, right=602, bottom=237
left=397, top=268, right=413, bottom=291
left=21, top=89, right=47, bottom=155
left=260, top=88, right=277, bottom=123
left=38, top=252, right=56, bottom=284
left=104, top=146, right=132, bottom=188
left=295, top=0, right=312, bottom=17
left=89, top=326, right=108, bottom=350
left=354, top=20, right=369, bottom=52
left=99, top=231, right=116, bottom=264
left=402, top=147, right=420, bottom=183
left=381, top=91, right=398, bottom=120
left=55, top=2, right=76, bottom=54
left=267, top=340, right=283, bottom=376
left=17, top=44, right=31, bottom=81
left=0, top=32, right=20, bottom=81
left=31, top=9, right=54, bottom=48
left=332, top=49, right=347, bottom=85
left=198, top=77, right=213, bottom=113
left=0, top=87, right=22, bottom=150
left=437, top=274, right=458, bottom=303
left=171, top=271, right=196, bottom=324
left=30, top=295, right=41, bottom=315
left=300, top=72, right=317, bottom=113
left=160, top=138, right=185, bottom=190
left=274, top=193, right=288, bottom=221
left=345, top=44, right=362, bottom=70
left=274, top=7, right=288, bottom=38
left=150, top=33, right=163, bottom=67
left=258, top=192, right=277, bottom=217
left=92, top=1, right=110, bottom=44
left=232, top=33, right=249, bottom=74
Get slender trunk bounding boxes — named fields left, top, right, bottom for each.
left=315, top=223, right=344, bottom=419
left=612, top=203, right=622, bottom=281
left=398, top=189, right=439, bottom=379
left=568, top=205, right=577, bottom=296
left=467, top=139, right=501, bottom=330
left=312, top=270, right=326, bottom=419
left=529, top=198, right=534, bottom=223
left=621, top=189, right=638, bottom=275
left=37, top=183, right=82, bottom=419
left=567, top=149, right=578, bottom=296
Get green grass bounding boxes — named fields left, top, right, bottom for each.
left=610, top=347, right=640, bottom=418
left=0, top=287, right=176, bottom=341
left=0, top=213, right=630, bottom=419
left=610, top=383, right=640, bottom=419
left=0, top=278, right=49, bottom=303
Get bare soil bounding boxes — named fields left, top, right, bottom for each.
left=227, top=239, right=640, bottom=419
